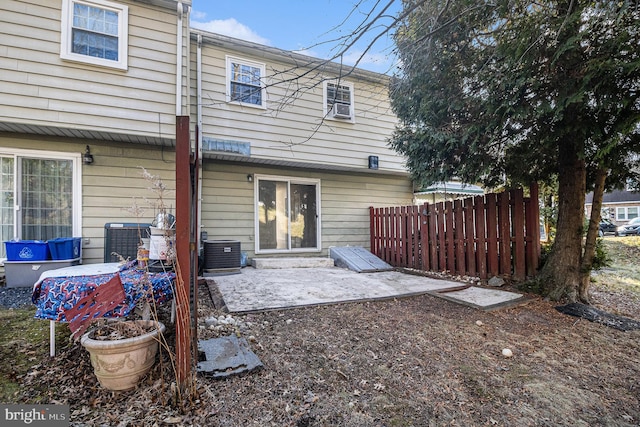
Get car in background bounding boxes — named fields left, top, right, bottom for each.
left=599, top=219, right=618, bottom=236
left=617, top=217, right=640, bottom=236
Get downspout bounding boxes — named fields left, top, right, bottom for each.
left=197, top=34, right=203, bottom=248
left=197, top=35, right=203, bottom=150
left=176, top=2, right=183, bottom=116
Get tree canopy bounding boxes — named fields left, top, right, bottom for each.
left=390, top=0, right=639, bottom=189
left=389, top=0, right=640, bottom=301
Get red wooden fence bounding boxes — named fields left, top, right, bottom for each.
left=370, top=183, right=541, bottom=281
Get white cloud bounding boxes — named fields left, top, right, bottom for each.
left=191, top=18, right=271, bottom=46
left=190, top=10, right=207, bottom=21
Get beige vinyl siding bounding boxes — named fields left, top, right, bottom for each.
left=0, top=0, right=181, bottom=140
left=1, top=135, right=176, bottom=265
left=200, top=162, right=413, bottom=259
left=191, top=40, right=406, bottom=174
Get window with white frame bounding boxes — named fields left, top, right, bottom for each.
left=324, top=81, right=355, bottom=122
left=616, top=206, right=639, bottom=221
left=226, top=56, right=266, bottom=107
left=0, top=151, right=81, bottom=260
left=60, top=0, right=128, bottom=70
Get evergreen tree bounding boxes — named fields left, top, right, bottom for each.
left=390, top=0, right=640, bottom=302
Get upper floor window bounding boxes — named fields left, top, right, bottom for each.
left=324, top=81, right=355, bottom=122
left=60, top=0, right=129, bottom=70
left=226, top=56, right=266, bottom=108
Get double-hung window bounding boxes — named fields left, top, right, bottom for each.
left=60, top=0, right=129, bottom=70
left=0, top=150, right=81, bottom=260
left=226, top=56, right=266, bottom=108
left=324, top=81, right=355, bottom=122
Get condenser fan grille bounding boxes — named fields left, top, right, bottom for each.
left=203, top=240, right=241, bottom=275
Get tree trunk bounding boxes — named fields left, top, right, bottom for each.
left=579, top=167, right=607, bottom=303
left=539, top=141, right=586, bottom=302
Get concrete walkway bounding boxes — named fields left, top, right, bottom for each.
left=210, top=266, right=528, bottom=313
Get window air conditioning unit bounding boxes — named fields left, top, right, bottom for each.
left=331, top=103, right=351, bottom=119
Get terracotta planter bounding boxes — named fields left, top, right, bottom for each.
left=81, top=320, right=166, bottom=391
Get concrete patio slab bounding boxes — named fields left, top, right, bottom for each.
left=211, top=266, right=468, bottom=313
left=435, top=286, right=531, bottom=311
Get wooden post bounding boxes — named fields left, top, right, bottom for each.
left=175, top=115, right=192, bottom=387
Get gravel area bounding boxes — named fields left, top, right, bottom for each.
left=0, top=286, right=34, bottom=309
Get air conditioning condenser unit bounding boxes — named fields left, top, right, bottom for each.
left=203, top=240, right=241, bottom=276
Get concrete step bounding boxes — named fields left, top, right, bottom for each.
left=252, top=257, right=335, bottom=269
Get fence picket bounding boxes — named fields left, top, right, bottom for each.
left=512, top=189, right=526, bottom=280
left=498, top=192, right=511, bottom=276
left=474, top=195, right=487, bottom=279
left=485, top=193, right=498, bottom=277
left=464, top=197, right=476, bottom=276
left=454, top=199, right=466, bottom=275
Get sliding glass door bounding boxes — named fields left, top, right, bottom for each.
left=0, top=151, right=79, bottom=260
left=256, top=176, right=320, bottom=253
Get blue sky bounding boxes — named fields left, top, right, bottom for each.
left=190, top=0, right=401, bottom=74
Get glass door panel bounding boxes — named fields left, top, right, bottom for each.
left=0, top=157, right=15, bottom=259
left=258, top=180, right=289, bottom=250
left=21, top=158, right=73, bottom=240
left=257, top=177, right=320, bottom=252
left=291, top=184, right=317, bottom=249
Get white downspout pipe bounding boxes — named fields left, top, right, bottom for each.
left=197, top=34, right=204, bottom=248
left=197, top=34, right=203, bottom=150
left=176, top=2, right=183, bottom=116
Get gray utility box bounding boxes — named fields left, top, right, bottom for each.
left=3, top=258, right=80, bottom=287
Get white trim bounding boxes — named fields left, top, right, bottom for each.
left=0, top=148, right=82, bottom=243
left=323, top=80, right=355, bottom=124
left=225, top=55, right=267, bottom=109
left=254, top=174, right=322, bottom=254
left=60, top=0, right=129, bottom=70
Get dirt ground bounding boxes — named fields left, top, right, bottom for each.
left=9, top=272, right=640, bottom=427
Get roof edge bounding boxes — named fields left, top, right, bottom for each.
left=190, top=29, right=389, bottom=85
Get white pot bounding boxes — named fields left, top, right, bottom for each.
left=81, top=320, right=166, bottom=391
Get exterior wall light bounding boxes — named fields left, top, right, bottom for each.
left=83, top=145, right=94, bottom=165
left=368, top=155, right=379, bottom=170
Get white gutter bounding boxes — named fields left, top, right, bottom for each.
left=176, top=2, right=183, bottom=116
